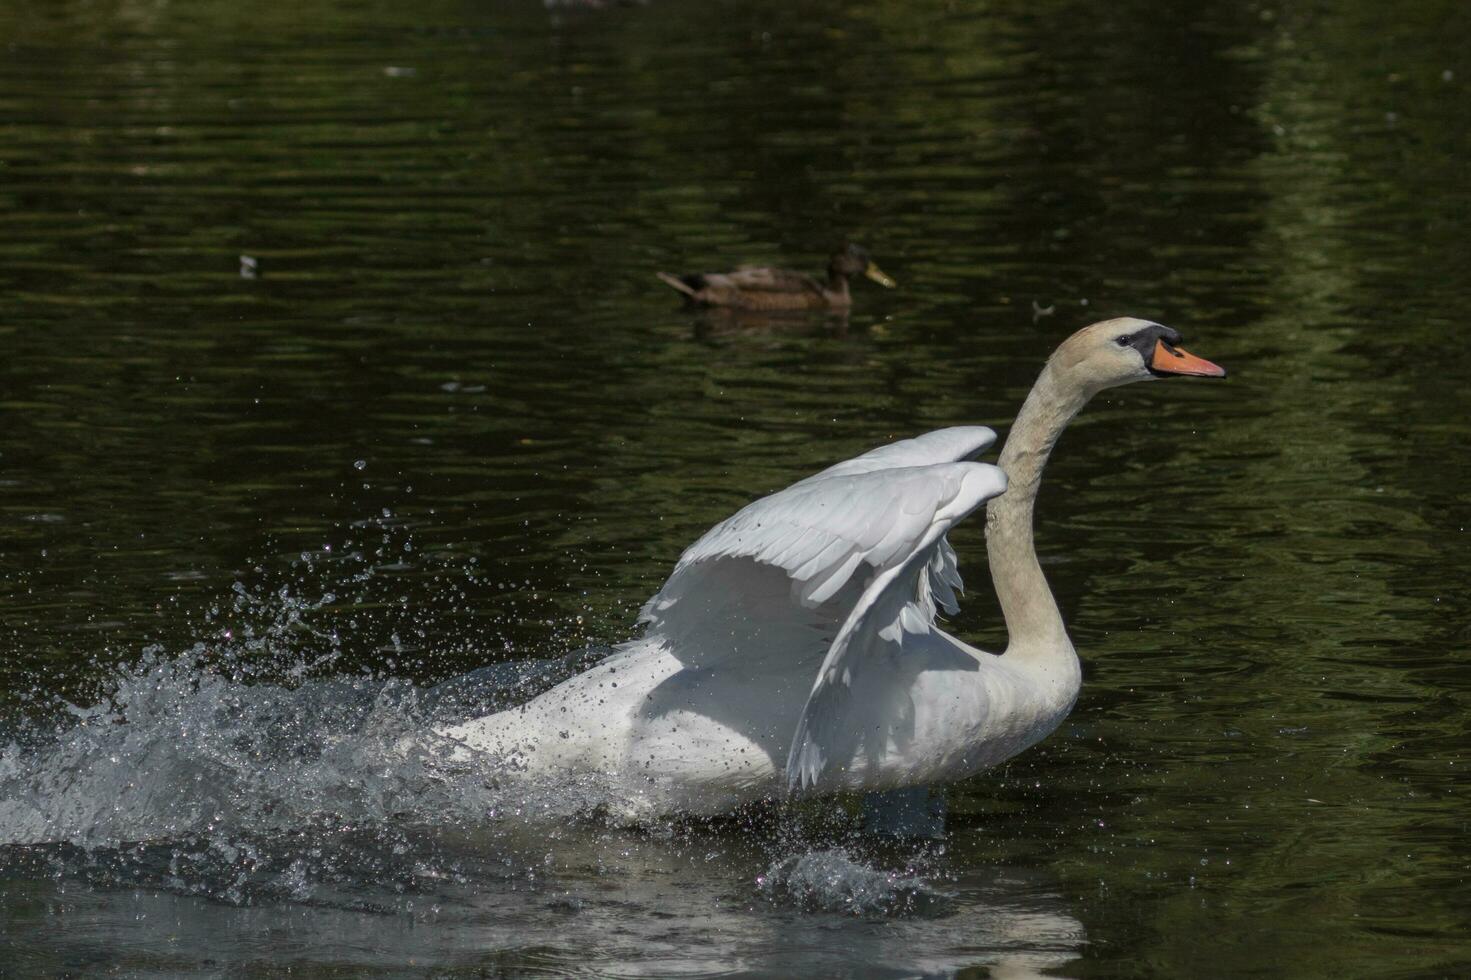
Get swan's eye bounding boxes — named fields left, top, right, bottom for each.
left=1115, top=335, right=1131, bottom=347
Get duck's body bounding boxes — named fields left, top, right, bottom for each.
left=656, top=244, right=895, bottom=311
left=431, top=319, right=1224, bottom=816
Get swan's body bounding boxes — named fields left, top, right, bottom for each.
left=433, top=319, right=1224, bottom=816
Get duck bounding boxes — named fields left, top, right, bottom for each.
left=428, top=318, right=1226, bottom=816
left=655, top=243, right=897, bottom=311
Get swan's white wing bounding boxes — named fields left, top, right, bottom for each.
left=644, top=425, right=994, bottom=614
left=670, top=464, right=974, bottom=605
left=796, top=426, right=996, bottom=484
left=636, top=427, right=999, bottom=672
left=785, top=463, right=1005, bottom=792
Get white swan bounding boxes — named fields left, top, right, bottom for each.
left=431, top=318, right=1225, bottom=815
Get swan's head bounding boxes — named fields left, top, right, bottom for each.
left=1050, top=317, right=1225, bottom=395
left=829, top=244, right=897, bottom=288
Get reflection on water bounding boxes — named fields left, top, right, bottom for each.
left=8, top=833, right=1083, bottom=978
left=1, top=0, right=1469, bottom=975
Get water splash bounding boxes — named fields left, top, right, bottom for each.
left=0, top=567, right=604, bottom=852
left=0, top=564, right=967, bottom=931
left=2, top=652, right=419, bottom=847
left=756, top=846, right=954, bottom=916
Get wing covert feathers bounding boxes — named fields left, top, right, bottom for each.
left=797, top=426, right=996, bottom=483
left=642, top=460, right=1003, bottom=627
left=783, top=463, right=1006, bottom=792
left=630, top=428, right=1008, bottom=791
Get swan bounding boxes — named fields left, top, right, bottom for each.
left=430, top=318, right=1225, bottom=816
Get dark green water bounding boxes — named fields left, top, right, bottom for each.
left=2, top=0, right=1469, bottom=976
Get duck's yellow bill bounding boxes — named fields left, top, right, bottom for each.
left=864, top=262, right=897, bottom=288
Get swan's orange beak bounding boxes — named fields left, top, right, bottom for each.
left=1150, top=340, right=1226, bottom=378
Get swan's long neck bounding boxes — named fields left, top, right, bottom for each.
left=987, top=362, right=1092, bottom=659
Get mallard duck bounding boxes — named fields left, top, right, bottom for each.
left=656, top=244, right=897, bottom=311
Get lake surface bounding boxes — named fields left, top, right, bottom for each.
left=2, top=0, right=1469, bottom=976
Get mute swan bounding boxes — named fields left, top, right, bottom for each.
left=432, top=318, right=1225, bottom=815
left=656, top=244, right=897, bottom=311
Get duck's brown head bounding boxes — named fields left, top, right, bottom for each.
left=830, top=244, right=897, bottom=288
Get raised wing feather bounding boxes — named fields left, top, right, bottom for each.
left=632, top=428, right=1005, bottom=786
left=638, top=427, right=999, bottom=659
left=797, top=427, right=996, bottom=483
left=669, top=467, right=957, bottom=593
left=785, top=463, right=1006, bottom=791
